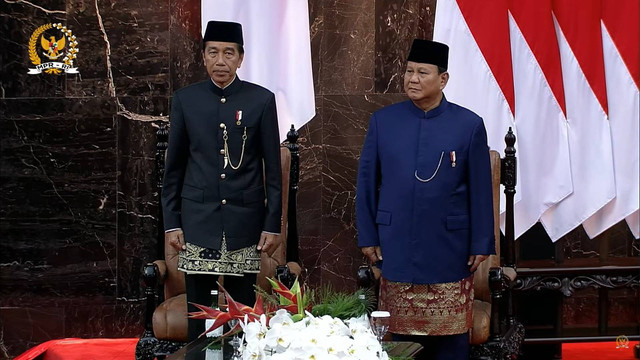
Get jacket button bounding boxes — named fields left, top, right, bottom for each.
left=220, top=97, right=226, bottom=104
left=220, top=174, right=226, bottom=180
left=221, top=199, right=227, bottom=205
left=220, top=149, right=225, bottom=155
left=219, top=123, right=226, bottom=129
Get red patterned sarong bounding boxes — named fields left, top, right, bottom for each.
left=378, top=275, right=474, bottom=336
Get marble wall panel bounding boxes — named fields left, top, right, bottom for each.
left=65, top=0, right=111, bottom=98
left=558, top=221, right=637, bottom=261
left=299, top=235, right=323, bottom=289
left=297, top=98, right=324, bottom=238
left=170, top=0, right=204, bottom=92
left=66, top=0, right=171, bottom=98
left=562, top=226, right=601, bottom=260
left=319, top=94, right=405, bottom=291
left=0, top=98, right=118, bottom=306
left=601, top=221, right=637, bottom=258
left=374, top=0, right=435, bottom=93
left=562, top=288, right=599, bottom=326
left=319, top=0, right=375, bottom=95
left=296, top=97, right=323, bottom=288
left=64, top=303, right=144, bottom=338
left=0, top=307, right=65, bottom=357
left=82, top=0, right=170, bottom=98
left=0, top=0, right=67, bottom=98
left=607, top=288, right=640, bottom=326
left=308, top=0, right=324, bottom=93
left=116, top=114, right=166, bottom=300
left=0, top=304, right=143, bottom=357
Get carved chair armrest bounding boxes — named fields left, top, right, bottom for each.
left=357, top=264, right=382, bottom=289
left=151, top=260, right=168, bottom=285
left=501, top=266, right=517, bottom=283
left=142, top=262, right=161, bottom=288
left=275, top=262, right=304, bottom=289
left=488, top=267, right=507, bottom=341
left=286, top=261, right=303, bottom=278
left=141, top=261, right=163, bottom=336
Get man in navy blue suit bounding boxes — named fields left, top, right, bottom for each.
left=162, top=20, right=282, bottom=341
left=356, top=39, right=495, bottom=360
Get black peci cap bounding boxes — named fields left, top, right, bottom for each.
left=203, top=20, right=244, bottom=45
left=407, top=39, right=449, bottom=70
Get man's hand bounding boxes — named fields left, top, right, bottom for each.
left=258, top=232, right=278, bottom=253
left=361, top=246, right=382, bottom=264
left=468, top=254, right=489, bottom=273
left=166, top=229, right=185, bottom=251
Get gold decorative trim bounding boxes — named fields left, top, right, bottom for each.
left=28, top=23, right=51, bottom=66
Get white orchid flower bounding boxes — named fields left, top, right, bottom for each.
left=270, top=309, right=294, bottom=327
left=325, top=317, right=350, bottom=337
left=344, top=314, right=370, bottom=330
left=242, top=340, right=266, bottom=360
left=240, top=314, right=386, bottom=360
left=264, top=322, right=295, bottom=353
left=324, top=335, right=351, bottom=357
left=287, top=346, right=335, bottom=360
left=347, top=322, right=372, bottom=339
left=347, top=344, right=379, bottom=360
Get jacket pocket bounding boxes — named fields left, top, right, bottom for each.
left=446, top=214, right=469, bottom=230
left=375, top=210, right=392, bottom=226
left=243, top=186, right=265, bottom=205
left=181, top=184, right=204, bottom=203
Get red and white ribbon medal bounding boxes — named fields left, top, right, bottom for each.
left=236, top=110, right=243, bottom=125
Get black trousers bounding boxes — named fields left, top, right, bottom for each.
left=185, top=273, right=257, bottom=341
left=391, top=332, right=470, bottom=360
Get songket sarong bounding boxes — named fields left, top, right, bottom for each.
left=178, top=233, right=260, bottom=276
left=378, top=275, right=474, bottom=336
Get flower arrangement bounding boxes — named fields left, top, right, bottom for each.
left=188, top=278, right=400, bottom=360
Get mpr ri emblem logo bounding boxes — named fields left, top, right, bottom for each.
left=27, top=23, right=79, bottom=75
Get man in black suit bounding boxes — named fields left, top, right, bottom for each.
left=161, top=20, right=282, bottom=341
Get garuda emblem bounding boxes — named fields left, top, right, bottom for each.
left=41, top=34, right=65, bottom=60
left=28, top=23, right=79, bottom=75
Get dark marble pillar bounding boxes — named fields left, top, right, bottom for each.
left=319, top=0, right=375, bottom=94
left=374, top=0, right=435, bottom=93
left=318, top=94, right=404, bottom=290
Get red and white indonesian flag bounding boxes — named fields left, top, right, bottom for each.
left=435, top=0, right=637, bottom=240
left=508, top=0, right=573, bottom=239
left=582, top=0, right=639, bottom=239
left=434, top=0, right=520, bottom=214
left=202, top=0, right=316, bottom=142
left=540, top=0, right=616, bottom=241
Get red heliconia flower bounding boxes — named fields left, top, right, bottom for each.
left=188, top=282, right=266, bottom=337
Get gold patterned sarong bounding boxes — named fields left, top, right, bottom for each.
left=378, top=275, right=474, bottom=336
left=178, top=234, right=260, bottom=276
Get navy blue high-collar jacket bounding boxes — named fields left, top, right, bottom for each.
left=356, top=95, right=495, bottom=284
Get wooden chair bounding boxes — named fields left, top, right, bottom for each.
left=469, top=129, right=524, bottom=360
left=135, top=125, right=303, bottom=360
left=358, top=128, right=524, bottom=360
